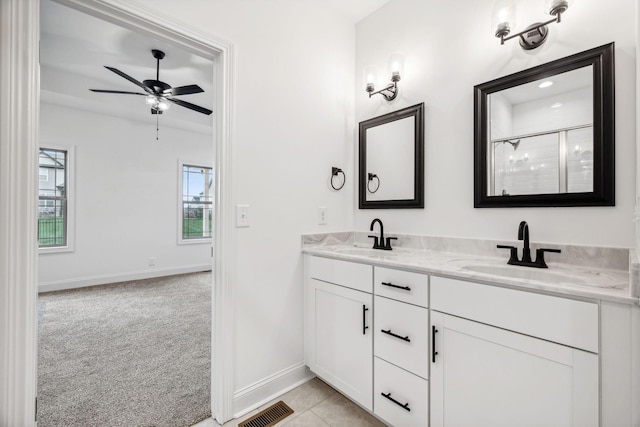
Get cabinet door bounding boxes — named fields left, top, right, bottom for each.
left=431, top=311, right=598, bottom=427
left=313, top=279, right=373, bottom=410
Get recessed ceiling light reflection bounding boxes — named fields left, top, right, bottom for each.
left=538, top=81, right=554, bottom=88
left=551, top=102, right=563, bottom=108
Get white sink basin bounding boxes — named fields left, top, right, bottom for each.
left=462, top=264, right=587, bottom=285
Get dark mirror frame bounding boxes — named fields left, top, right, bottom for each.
left=474, top=43, right=615, bottom=208
left=359, top=103, right=424, bottom=209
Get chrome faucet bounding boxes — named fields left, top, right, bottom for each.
left=497, top=221, right=561, bottom=268
left=369, top=218, right=397, bottom=250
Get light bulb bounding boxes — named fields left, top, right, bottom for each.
left=492, top=0, right=516, bottom=37
left=145, top=95, right=158, bottom=106
left=388, top=53, right=404, bottom=82
left=157, top=98, right=170, bottom=111
left=364, top=65, right=377, bottom=93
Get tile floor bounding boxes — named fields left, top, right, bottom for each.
left=193, top=378, right=387, bottom=427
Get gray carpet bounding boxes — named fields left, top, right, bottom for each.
left=37, top=272, right=212, bottom=427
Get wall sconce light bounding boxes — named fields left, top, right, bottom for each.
left=365, top=53, right=404, bottom=101
left=493, top=0, right=573, bottom=50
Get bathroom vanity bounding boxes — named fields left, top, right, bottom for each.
left=303, top=233, right=639, bottom=427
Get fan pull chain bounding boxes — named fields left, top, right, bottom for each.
left=156, top=113, right=159, bottom=140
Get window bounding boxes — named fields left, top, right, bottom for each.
left=39, top=167, right=49, bottom=181
left=180, top=163, right=213, bottom=242
left=38, top=148, right=67, bottom=248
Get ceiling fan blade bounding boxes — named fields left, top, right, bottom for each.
left=104, top=66, right=153, bottom=93
left=90, top=89, right=146, bottom=96
left=168, top=98, right=213, bottom=115
left=163, top=84, right=204, bottom=96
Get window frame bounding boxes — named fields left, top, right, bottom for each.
left=178, top=160, right=213, bottom=245
left=38, top=145, right=75, bottom=254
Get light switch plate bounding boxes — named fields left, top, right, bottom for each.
left=236, top=204, right=250, bottom=228
left=318, top=206, right=328, bottom=225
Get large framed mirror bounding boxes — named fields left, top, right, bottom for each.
left=474, top=43, right=615, bottom=208
left=359, top=103, right=424, bottom=209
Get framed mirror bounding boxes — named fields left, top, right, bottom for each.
left=359, top=103, right=424, bottom=209
left=474, top=43, right=615, bottom=208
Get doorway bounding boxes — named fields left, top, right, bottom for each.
left=0, top=0, right=235, bottom=424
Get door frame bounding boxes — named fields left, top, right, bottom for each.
left=0, top=0, right=236, bottom=424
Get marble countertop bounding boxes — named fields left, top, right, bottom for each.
left=302, top=233, right=638, bottom=305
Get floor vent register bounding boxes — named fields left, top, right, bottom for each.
left=238, top=400, right=294, bottom=427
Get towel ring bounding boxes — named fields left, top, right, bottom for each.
left=331, top=167, right=345, bottom=191
left=367, top=173, right=380, bottom=193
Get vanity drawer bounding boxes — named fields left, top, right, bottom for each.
left=374, top=266, right=428, bottom=308
left=374, top=295, right=429, bottom=378
left=430, top=275, right=599, bottom=353
left=374, top=357, right=428, bottom=427
left=308, top=256, right=372, bottom=293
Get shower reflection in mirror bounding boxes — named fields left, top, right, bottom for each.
left=487, top=66, right=593, bottom=197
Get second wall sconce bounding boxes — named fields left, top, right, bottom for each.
left=365, top=53, right=404, bottom=101
left=493, top=0, right=573, bottom=50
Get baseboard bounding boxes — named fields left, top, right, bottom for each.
left=38, top=265, right=211, bottom=292
left=233, top=362, right=314, bottom=419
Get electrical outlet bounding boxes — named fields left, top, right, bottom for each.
left=148, top=257, right=156, bottom=266
left=236, top=205, right=250, bottom=228
left=318, top=206, right=328, bottom=225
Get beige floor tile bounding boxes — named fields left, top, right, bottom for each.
left=278, top=378, right=337, bottom=413
left=279, top=410, right=329, bottom=427
left=311, top=393, right=386, bottom=427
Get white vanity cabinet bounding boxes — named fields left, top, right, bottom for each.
left=304, top=252, right=637, bottom=427
left=304, top=256, right=374, bottom=410
left=430, top=276, right=599, bottom=427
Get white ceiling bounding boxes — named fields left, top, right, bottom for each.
left=40, top=0, right=215, bottom=134
left=324, top=0, right=392, bottom=22
left=40, top=0, right=391, bottom=134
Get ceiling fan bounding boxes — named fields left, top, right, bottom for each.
left=89, top=49, right=212, bottom=116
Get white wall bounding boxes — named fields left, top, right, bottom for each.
left=38, top=101, right=214, bottom=289
left=110, top=0, right=356, bottom=413
left=356, top=0, right=636, bottom=247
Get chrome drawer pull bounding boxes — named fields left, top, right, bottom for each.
left=381, top=281, right=411, bottom=291
left=381, top=329, right=411, bottom=342
left=381, top=392, right=411, bottom=412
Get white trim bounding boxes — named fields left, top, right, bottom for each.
left=38, top=145, right=76, bottom=254
left=39, top=264, right=211, bottom=293
left=1, top=0, right=236, bottom=424
left=632, top=306, right=640, bottom=426
left=0, top=0, right=40, bottom=424
left=232, top=363, right=314, bottom=419
left=177, top=159, right=214, bottom=245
